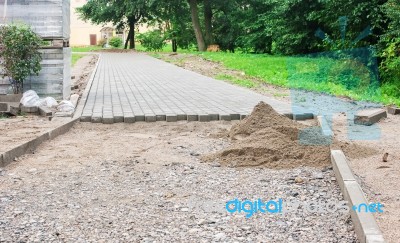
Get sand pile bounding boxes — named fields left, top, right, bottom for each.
left=204, top=102, right=332, bottom=169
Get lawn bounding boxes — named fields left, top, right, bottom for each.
left=72, top=53, right=85, bottom=67
left=194, top=52, right=400, bottom=106
left=71, top=46, right=103, bottom=52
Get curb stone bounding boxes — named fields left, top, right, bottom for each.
left=0, top=117, right=79, bottom=167
left=331, top=150, right=386, bottom=243
left=74, top=54, right=101, bottom=121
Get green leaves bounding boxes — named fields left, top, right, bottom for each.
left=0, top=24, right=42, bottom=94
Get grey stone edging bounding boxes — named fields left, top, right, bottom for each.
left=74, top=54, right=101, bottom=120
left=0, top=117, right=79, bottom=167
left=331, top=150, right=386, bottom=243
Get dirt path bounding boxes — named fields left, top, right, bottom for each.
left=0, top=122, right=356, bottom=242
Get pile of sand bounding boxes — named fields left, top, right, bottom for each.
left=204, top=102, right=332, bottom=169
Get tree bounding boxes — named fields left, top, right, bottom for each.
left=203, top=0, right=214, bottom=46
left=77, top=0, right=150, bottom=49
left=149, top=0, right=195, bottom=52
left=188, top=0, right=206, bottom=51
left=0, top=24, right=42, bottom=94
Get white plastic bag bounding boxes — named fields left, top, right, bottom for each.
left=38, top=97, right=58, bottom=108
left=57, top=100, right=75, bottom=112
left=20, top=90, right=40, bottom=107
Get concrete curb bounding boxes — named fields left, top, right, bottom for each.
left=317, top=115, right=334, bottom=137
left=331, top=150, right=386, bottom=243
left=0, top=117, right=79, bottom=167
left=74, top=54, right=101, bottom=120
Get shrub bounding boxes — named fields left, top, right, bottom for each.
left=0, top=24, right=42, bottom=94
left=137, top=30, right=166, bottom=52
left=109, top=37, right=122, bottom=48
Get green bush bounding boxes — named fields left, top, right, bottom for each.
left=137, top=30, right=166, bottom=52
left=109, top=37, right=122, bottom=48
left=0, top=24, right=42, bottom=94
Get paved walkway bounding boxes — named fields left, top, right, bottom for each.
left=80, top=53, right=308, bottom=123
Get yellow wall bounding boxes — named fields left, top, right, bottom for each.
left=70, top=0, right=152, bottom=47
left=70, top=0, right=110, bottom=46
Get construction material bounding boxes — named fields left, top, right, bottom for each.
left=354, top=109, right=387, bottom=126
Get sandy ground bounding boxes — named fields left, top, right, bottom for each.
left=0, top=54, right=97, bottom=154
left=333, top=113, right=400, bottom=242
left=0, top=122, right=356, bottom=242
left=158, top=52, right=399, bottom=242
left=0, top=51, right=397, bottom=241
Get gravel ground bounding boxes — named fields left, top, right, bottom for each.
left=0, top=122, right=357, bottom=242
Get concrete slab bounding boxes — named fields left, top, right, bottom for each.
left=21, top=105, right=38, bottom=114
left=355, top=109, right=387, bottom=126
left=387, top=106, right=400, bottom=115
left=39, top=106, right=53, bottom=117
left=0, top=102, right=8, bottom=111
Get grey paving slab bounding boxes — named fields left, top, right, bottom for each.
left=81, top=53, right=310, bottom=123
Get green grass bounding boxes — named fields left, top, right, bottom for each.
left=72, top=53, right=85, bottom=67
left=190, top=52, right=400, bottom=106
left=215, top=74, right=256, bottom=88
left=71, top=46, right=103, bottom=52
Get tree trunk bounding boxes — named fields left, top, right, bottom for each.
left=203, top=0, right=214, bottom=46
left=188, top=0, right=206, bottom=51
left=124, top=28, right=131, bottom=49
left=129, top=20, right=136, bottom=49
left=172, top=39, right=178, bottom=52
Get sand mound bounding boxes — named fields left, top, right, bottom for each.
left=204, top=102, right=332, bottom=169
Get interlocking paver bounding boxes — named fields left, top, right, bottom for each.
left=80, top=53, right=310, bottom=123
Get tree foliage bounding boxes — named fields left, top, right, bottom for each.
left=0, top=24, right=42, bottom=94
left=77, top=0, right=151, bottom=49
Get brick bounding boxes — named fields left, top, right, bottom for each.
left=80, top=116, right=91, bottom=122
left=230, top=114, right=241, bottom=120
left=387, top=106, right=400, bottom=115
left=293, top=113, right=314, bottom=121
left=21, top=105, right=39, bottom=114
left=220, top=115, right=231, bottom=121
left=0, top=94, right=22, bottom=102
left=166, top=114, right=178, bottom=122
left=114, top=115, right=124, bottom=123
left=39, top=106, right=53, bottom=117
left=9, top=105, right=20, bottom=116
left=135, top=115, right=145, bottom=122
left=91, top=116, right=102, bottom=123
left=145, top=115, right=156, bottom=122
left=124, top=116, right=136, bottom=123
left=102, top=117, right=114, bottom=124
left=187, top=115, right=198, bottom=122
left=199, top=115, right=210, bottom=122
left=355, top=109, right=387, bottom=126
left=156, top=115, right=166, bottom=121
left=0, top=103, right=8, bottom=111
left=177, top=114, right=188, bottom=121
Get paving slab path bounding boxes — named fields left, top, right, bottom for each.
left=80, top=53, right=308, bottom=123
